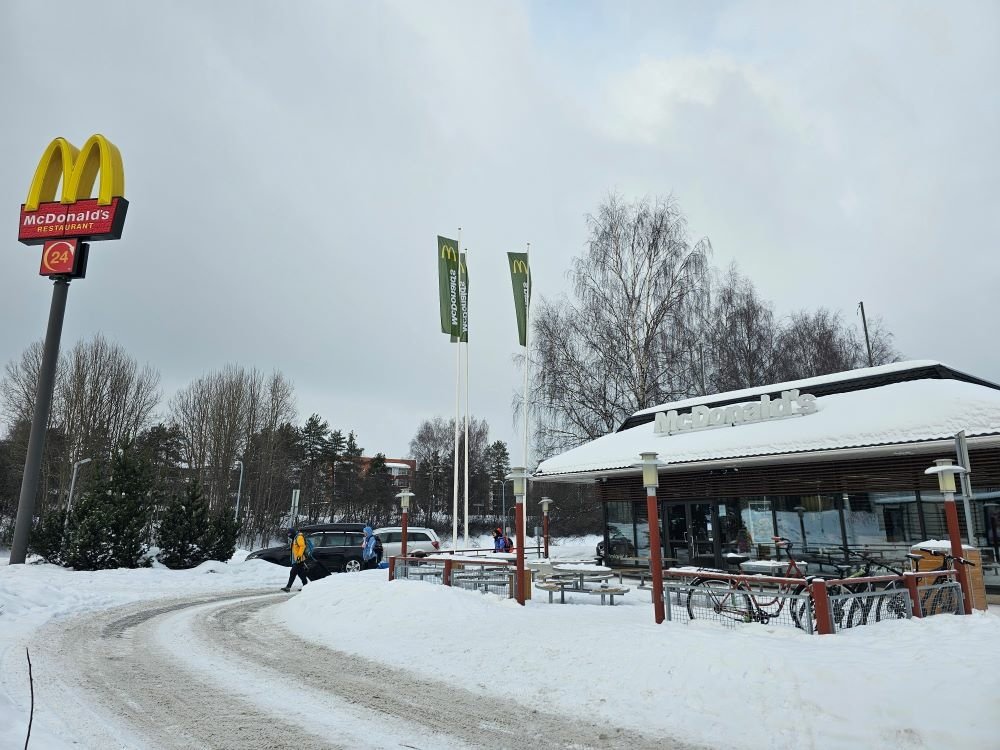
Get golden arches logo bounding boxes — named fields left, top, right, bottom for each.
left=440, top=245, right=458, bottom=262
left=511, top=259, right=528, bottom=275
left=25, top=134, right=124, bottom=210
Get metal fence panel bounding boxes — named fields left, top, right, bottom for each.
left=916, top=581, right=963, bottom=617
left=826, top=586, right=911, bottom=632
left=664, top=580, right=814, bottom=632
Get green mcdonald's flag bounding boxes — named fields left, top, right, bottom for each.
left=507, top=252, right=530, bottom=346
left=437, top=236, right=461, bottom=338
left=452, top=252, right=469, bottom=343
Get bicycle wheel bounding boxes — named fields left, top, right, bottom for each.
left=686, top=578, right=753, bottom=623
left=925, top=584, right=960, bottom=616
left=876, top=581, right=909, bottom=621
left=791, top=583, right=848, bottom=632
left=843, top=596, right=871, bottom=628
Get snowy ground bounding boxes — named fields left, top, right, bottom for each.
left=2, top=537, right=999, bottom=749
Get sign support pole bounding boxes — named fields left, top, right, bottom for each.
left=9, top=278, right=71, bottom=565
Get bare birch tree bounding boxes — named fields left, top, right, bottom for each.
left=702, top=264, right=784, bottom=392
left=168, top=366, right=296, bottom=538
left=531, top=194, right=711, bottom=455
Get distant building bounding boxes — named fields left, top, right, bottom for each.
left=359, top=457, right=416, bottom=489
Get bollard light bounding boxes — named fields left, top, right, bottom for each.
left=924, top=459, right=972, bottom=614
left=540, top=497, right=553, bottom=559
left=505, top=467, right=530, bottom=605
left=508, top=467, right=526, bottom=498
left=925, top=458, right=966, bottom=494
left=640, top=451, right=660, bottom=491
left=396, top=488, right=413, bottom=511
left=394, top=488, right=414, bottom=578
left=634, top=452, right=665, bottom=624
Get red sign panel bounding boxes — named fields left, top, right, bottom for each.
left=39, top=239, right=79, bottom=276
left=18, top=197, right=128, bottom=245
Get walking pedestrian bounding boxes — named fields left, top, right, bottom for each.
left=281, top=528, right=311, bottom=592
left=362, top=526, right=379, bottom=570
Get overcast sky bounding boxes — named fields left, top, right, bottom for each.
left=1, top=1, right=998, bottom=461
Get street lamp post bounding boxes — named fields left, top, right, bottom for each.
left=507, top=467, right=528, bottom=605
left=539, top=497, right=553, bottom=558
left=65, top=457, right=92, bottom=516
left=62, top=457, right=92, bottom=542
left=637, top=452, right=665, bottom=624
left=794, top=506, right=807, bottom=552
left=234, top=459, right=244, bottom=521
left=924, top=459, right=973, bottom=614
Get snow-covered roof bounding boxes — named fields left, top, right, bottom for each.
left=629, top=360, right=995, bottom=419
left=534, top=378, right=1000, bottom=480
left=385, top=462, right=412, bottom=469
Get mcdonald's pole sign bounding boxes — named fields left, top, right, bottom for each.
left=18, top=134, right=128, bottom=244
left=9, top=134, right=127, bottom=566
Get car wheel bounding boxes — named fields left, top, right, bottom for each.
left=343, top=558, right=363, bottom=573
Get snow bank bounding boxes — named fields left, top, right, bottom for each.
left=6, top=541, right=994, bottom=749
left=282, top=571, right=1000, bottom=749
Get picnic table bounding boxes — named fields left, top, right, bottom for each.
left=535, top=563, right=630, bottom=605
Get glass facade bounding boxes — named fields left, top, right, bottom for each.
left=601, top=488, right=1000, bottom=568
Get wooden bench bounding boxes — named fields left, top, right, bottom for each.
left=585, top=585, right=630, bottom=605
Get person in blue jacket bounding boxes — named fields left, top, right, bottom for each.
left=492, top=526, right=506, bottom=553
left=362, top=526, right=379, bottom=570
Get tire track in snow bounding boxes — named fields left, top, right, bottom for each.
left=30, top=591, right=699, bottom=749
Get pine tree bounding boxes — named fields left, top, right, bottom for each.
left=157, top=480, right=210, bottom=569
left=64, top=443, right=155, bottom=570
left=204, top=508, right=241, bottom=562
left=157, top=479, right=242, bottom=569
left=29, top=508, right=68, bottom=564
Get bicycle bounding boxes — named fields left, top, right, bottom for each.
left=909, top=548, right=975, bottom=616
left=807, top=548, right=913, bottom=628
left=686, top=537, right=814, bottom=630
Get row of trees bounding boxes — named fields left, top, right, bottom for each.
left=0, top=339, right=426, bottom=555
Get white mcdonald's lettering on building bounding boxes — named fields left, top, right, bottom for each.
left=654, top=389, right=817, bottom=435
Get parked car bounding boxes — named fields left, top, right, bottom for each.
left=373, top=526, right=441, bottom=558
left=299, top=522, right=367, bottom=534
left=596, top=528, right=637, bottom=559
left=245, top=527, right=369, bottom=575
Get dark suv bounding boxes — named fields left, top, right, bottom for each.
left=245, top=525, right=369, bottom=575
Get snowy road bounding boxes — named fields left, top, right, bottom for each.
left=24, top=590, right=690, bottom=749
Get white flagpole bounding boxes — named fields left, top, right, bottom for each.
left=522, top=242, right=531, bottom=534
left=463, top=246, right=470, bottom=548
left=452, top=227, right=462, bottom=551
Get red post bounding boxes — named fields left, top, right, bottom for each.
left=516, top=500, right=526, bottom=604
left=810, top=579, right=835, bottom=635
left=443, top=559, right=453, bottom=586
left=646, top=489, right=665, bottom=624
left=401, top=508, right=409, bottom=560
left=943, top=495, right=973, bottom=614
left=543, top=511, right=550, bottom=559
left=388, top=556, right=396, bottom=581
left=903, top=572, right=921, bottom=617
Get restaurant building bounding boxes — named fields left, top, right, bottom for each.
left=533, top=361, right=1000, bottom=570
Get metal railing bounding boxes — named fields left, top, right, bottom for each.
left=659, top=568, right=960, bottom=634
left=666, top=577, right=815, bottom=632
left=389, top=555, right=515, bottom=598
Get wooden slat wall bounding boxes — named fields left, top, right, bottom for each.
left=596, top=448, right=1000, bottom=504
